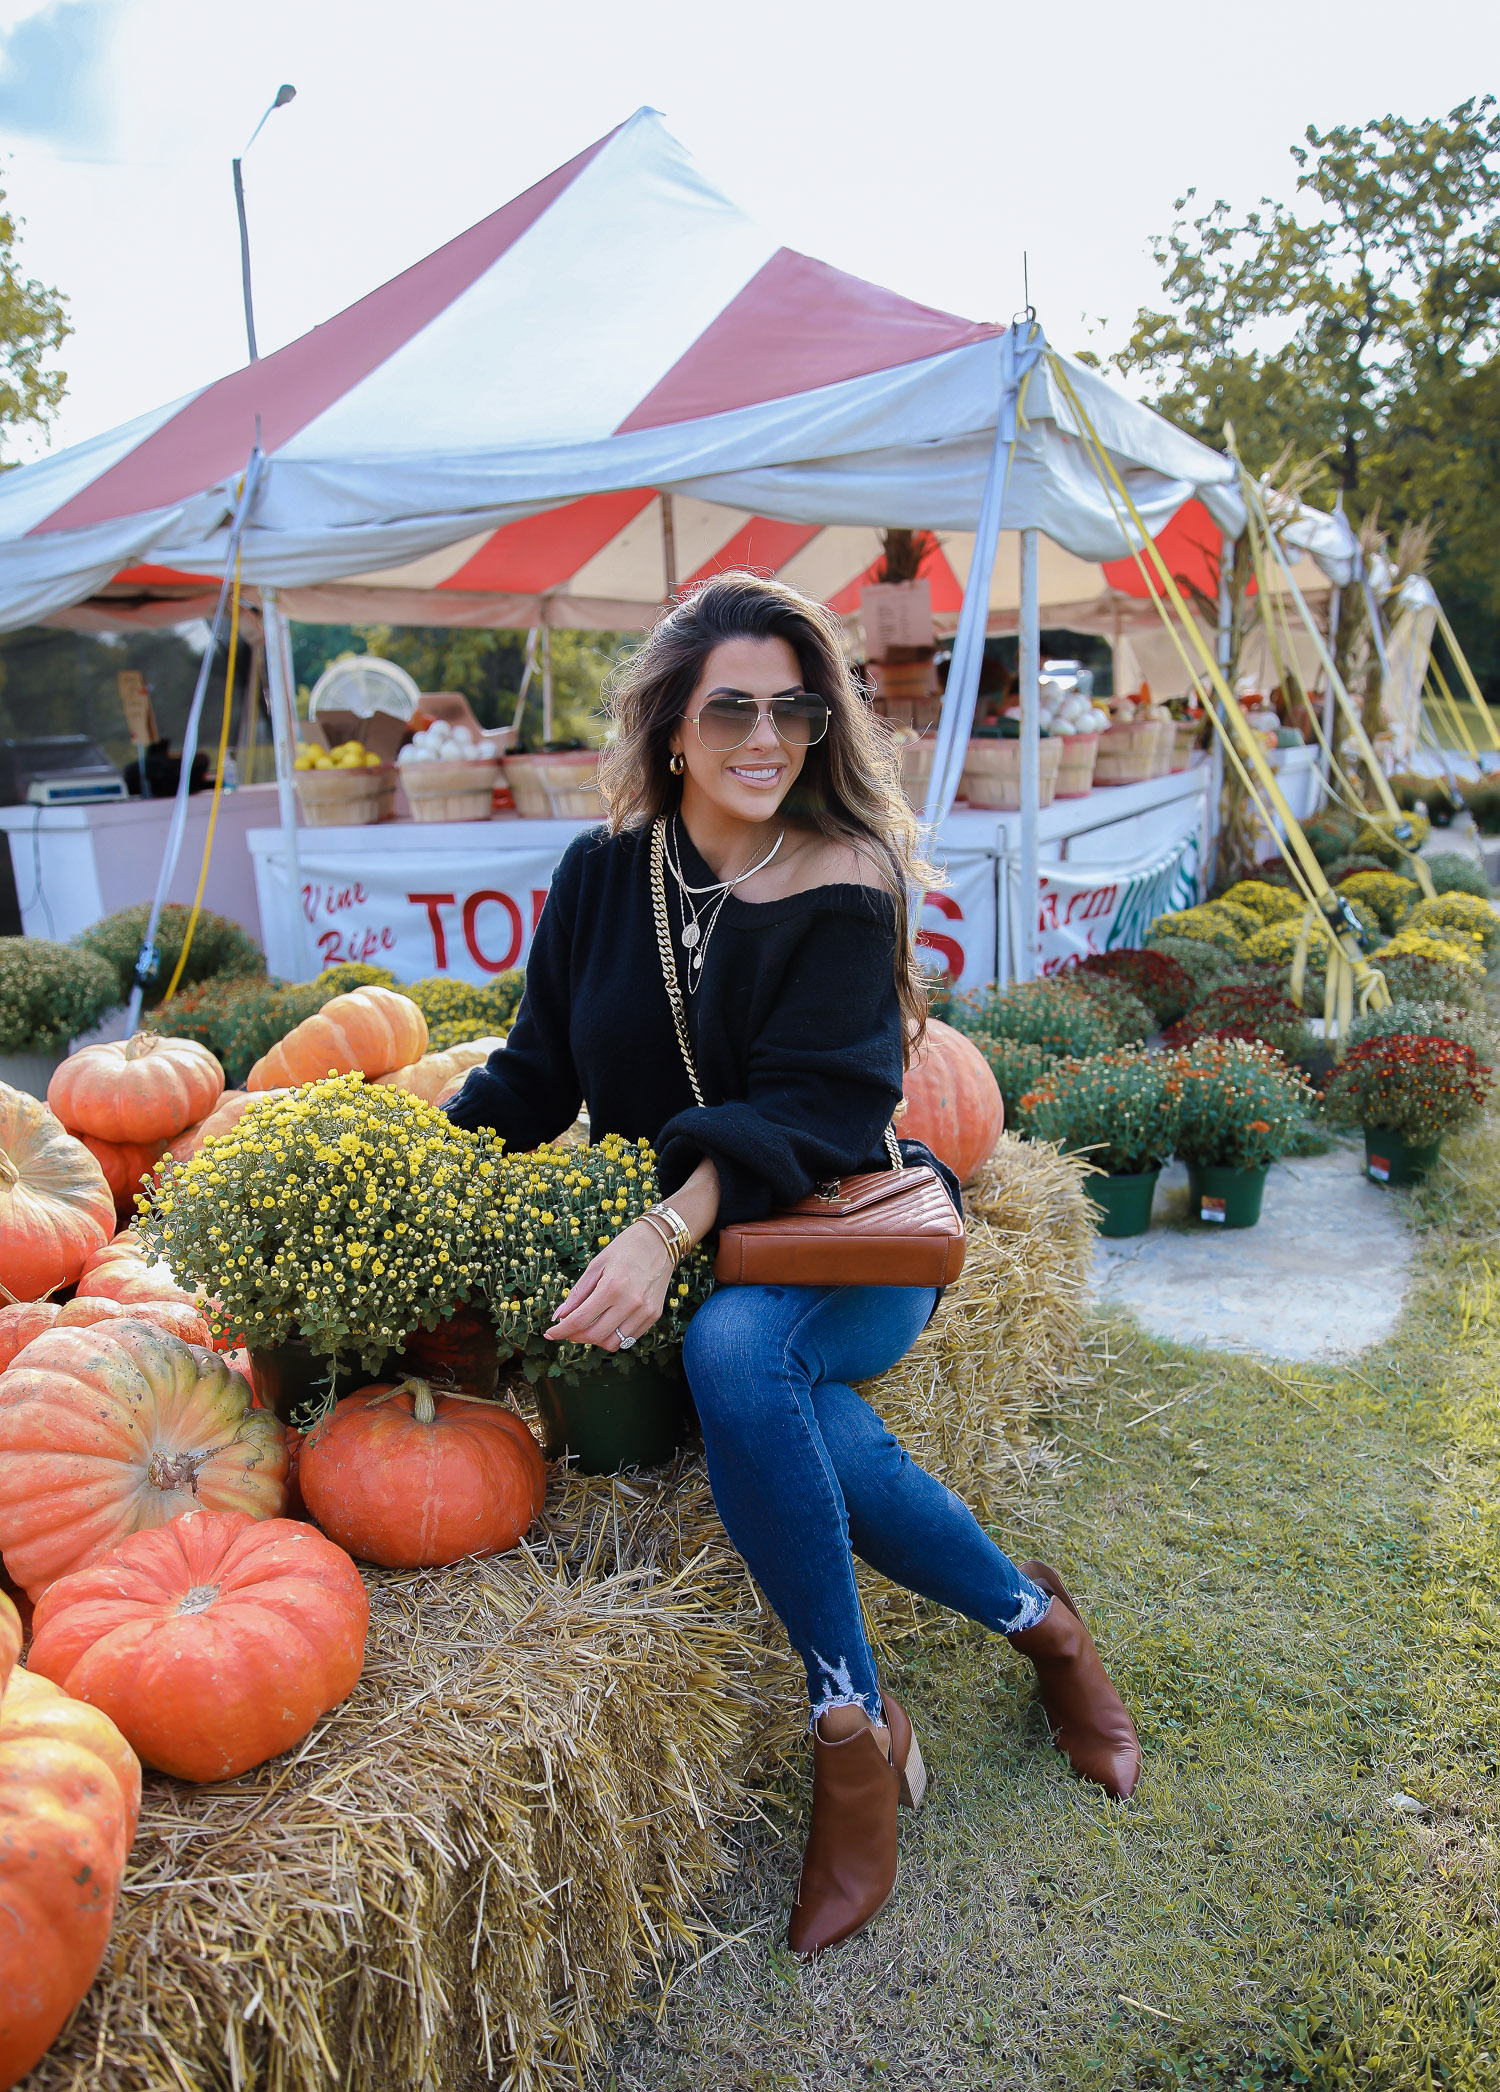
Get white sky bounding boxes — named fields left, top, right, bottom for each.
left=0, top=0, right=1494, bottom=460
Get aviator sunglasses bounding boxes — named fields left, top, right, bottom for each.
left=685, top=690, right=831, bottom=752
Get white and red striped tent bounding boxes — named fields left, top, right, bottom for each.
left=0, top=107, right=1247, bottom=640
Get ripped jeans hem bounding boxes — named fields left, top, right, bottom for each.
left=809, top=1648, right=883, bottom=1730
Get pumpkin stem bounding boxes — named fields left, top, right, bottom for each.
left=124, top=1033, right=161, bottom=1062
left=0, top=1153, right=17, bottom=1194
left=404, top=1377, right=437, bottom=1424
left=146, top=1447, right=207, bottom=1494
left=176, top=1583, right=221, bottom=1615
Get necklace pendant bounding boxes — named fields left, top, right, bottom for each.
left=691, top=948, right=704, bottom=971
left=681, top=921, right=700, bottom=948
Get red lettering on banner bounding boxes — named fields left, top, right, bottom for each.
left=464, top=890, right=523, bottom=973
left=531, top=887, right=550, bottom=930
left=916, top=890, right=965, bottom=981
left=317, top=924, right=396, bottom=967
left=409, top=893, right=456, bottom=970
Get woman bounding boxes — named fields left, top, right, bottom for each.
left=445, top=573, right=1139, bottom=1958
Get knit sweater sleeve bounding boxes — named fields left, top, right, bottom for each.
left=442, top=836, right=587, bottom=1148
left=653, top=902, right=904, bottom=1227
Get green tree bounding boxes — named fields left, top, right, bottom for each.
left=1112, top=98, right=1500, bottom=690
left=0, top=182, right=69, bottom=456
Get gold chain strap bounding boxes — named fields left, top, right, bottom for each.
left=650, top=816, right=707, bottom=1108
left=648, top=817, right=902, bottom=1174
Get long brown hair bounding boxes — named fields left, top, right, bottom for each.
left=597, top=571, right=941, bottom=1058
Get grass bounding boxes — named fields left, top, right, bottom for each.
left=605, top=1115, right=1500, bottom=2091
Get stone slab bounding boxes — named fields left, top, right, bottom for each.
left=1091, top=1144, right=1415, bottom=1361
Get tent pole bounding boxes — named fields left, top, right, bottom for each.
left=1018, top=526, right=1041, bottom=982
left=262, top=587, right=310, bottom=979
left=1210, top=540, right=1233, bottom=887
left=541, top=618, right=553, bottom=745
left=660, top=492, right=678, bottom=599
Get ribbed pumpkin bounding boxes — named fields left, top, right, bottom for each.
left=375, top=1037, right=504, bottom=1104
left=0, top=1594, right=142, bottom=2092
left=79, top=1131, right=169, bottom=1223
left=299, top=1379, right=546, bottom=1569
left=74, top=1227, right=195, bottom=1309
left=0, top=1084, right=114, bottom=1306
left=900, top=1017, right=1005, bottom=1184
left=48, top=1034, right=224, bottom=1144
left=0, top=1323, right=288, bottom=1599
left=246, top=986, right=427, bottom=1091
left=27, top=1509, right=370, bottom=1782
left=0, top=1297, right=212, bottom=1373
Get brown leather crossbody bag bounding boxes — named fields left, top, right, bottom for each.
left=649, top=819, right=966, bottom=1288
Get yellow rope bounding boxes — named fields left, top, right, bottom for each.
left=161, top=549, right=242, bottom=1004
left=1042, top=352, right=1388, bottom=1038
left=1435, top=605, right=1500, bottom=753
left=1428, top=655, right=1480, bottom=761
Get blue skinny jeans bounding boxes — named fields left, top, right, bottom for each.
left=681, top=1283, right=1051, bottom=1725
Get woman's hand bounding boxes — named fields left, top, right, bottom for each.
left=544, top=1220, right=676, bottom=1353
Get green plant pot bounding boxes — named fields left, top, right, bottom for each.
left=248, top=1338, right=391, bottom=1429
left=1086, top=1168, right=1160, bottom=1238
left=533, top=1354, right=691, bottom=1475
left=1184, top=1161, right=1269, bottom=1229
left=1363, top=1129, right=1441, bottom=1186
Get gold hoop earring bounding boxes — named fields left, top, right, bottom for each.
left=669, top=751, right=686, bottom=776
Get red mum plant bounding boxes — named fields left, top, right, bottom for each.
left=1073, top=948, right=1195, bottom=1026
left=1014, top=1048, right=1182, bottom=1176
left=1320, top=1034, right=1493, bottom=1147
left=1163, top=983, right=1317, bottom=1064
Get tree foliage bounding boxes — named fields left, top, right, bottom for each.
left=0, top=181, right=69, bottom=455
left=1115, top=99, right=1500, bottom=689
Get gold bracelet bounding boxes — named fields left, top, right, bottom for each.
left=639, top=1210, right=680, bottom=1264
left=644, top=1202, right=692, bottom=1263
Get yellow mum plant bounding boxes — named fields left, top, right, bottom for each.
left=1403, top=892, right=1500, bottom=965
left=1335, top=870, right=1419, bottom=933
left=140, top=1074, right=713, bottom=1385
left=1219, top=879, right=1302, bottom=924
left=1379, top=927, right=1485, bottom=974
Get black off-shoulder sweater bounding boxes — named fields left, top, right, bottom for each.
left=443, top=823, right=959, bottom=1226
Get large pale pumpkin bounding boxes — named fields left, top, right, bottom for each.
left=74, top=1227, right=195, bottom=1309
left=79, top=1131, right=169, bottom=1223
left=48, top=1034, right=224, bottom=1144
left=28, top=1509, right=369, bottom=1782
left=0, top=1085, right=114, bottom=1306
left=246, top=986, right=427, bottom=1091
left=0, top=1297, right=212, bottom=1374
left=900, top=1018, right=1005, bottom=1184
left=300, top=1379, right=546, bottom=1569
left=375, top=1037, right=504, bottom=1104
left=0, top=1323, right=287, bottom=1599
left=0, top=1626, right=141, bottom=2092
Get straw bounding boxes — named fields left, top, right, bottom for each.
left=31, top=1133, right=1094, bottom=2092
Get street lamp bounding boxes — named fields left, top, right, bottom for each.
left=232, top=84, right=296, bottom=364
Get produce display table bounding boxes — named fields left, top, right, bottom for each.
left=0, top=784, right=277, bottom=944
left=249, top=766, right=1210, bottom=991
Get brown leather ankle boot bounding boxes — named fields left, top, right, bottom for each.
left=1009, top=1561, right=1140, bottom=1800
left=787, top=1691, right=925, bottom=1958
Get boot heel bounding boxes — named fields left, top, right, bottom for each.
left=897, top=1729, right=927, bottom=1810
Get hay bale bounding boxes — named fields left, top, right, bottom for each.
left=32, top=1135, right=1093, bottom=2092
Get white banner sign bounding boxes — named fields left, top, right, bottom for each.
left=1004, top=827, right=1202, bottom=976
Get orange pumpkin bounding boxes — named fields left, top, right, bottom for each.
left=78, top=1131, right=170, bottom=1223
left=246, top=986, right=428, bottom=1091
left=900, top=1018, right=1005, bottom=1184
left=0, top=1609, right=141, bottom=2092
left=0, top=1584, right=18, bottom=1687
left=375, top=1037, right=504, bottom=1104
left=48, top=1034, right=225, bottom=1144
left=0, top=1084, right=114, bottom=1306
left=0, top=1322, right=288, bottom=1599
left=74, top=1227, right=195, bottom=1309
left=299, top=1379, right=546, bottom=1569
left=163, top=1087, right=290, bottom=1167
left=28, top=1509, right=369, bottom=1782
left=0, top=1297, right=212, bottom=1374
